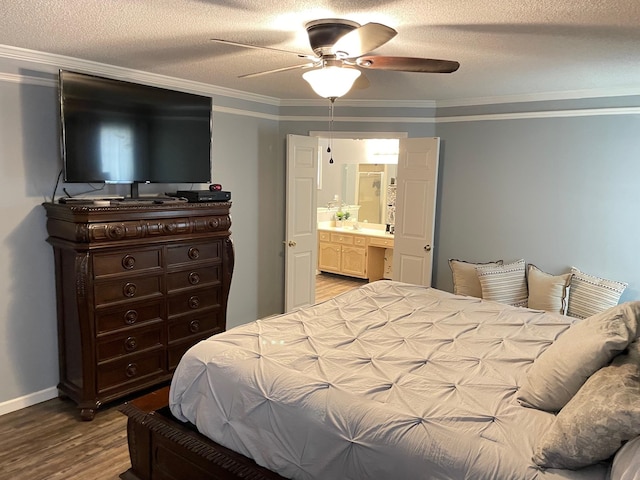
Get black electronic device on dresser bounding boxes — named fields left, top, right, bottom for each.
left=177, top=190, right=231, bottom=203
left=43, top=201, right=234, bottom=420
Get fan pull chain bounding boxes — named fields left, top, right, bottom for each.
left=328, top=98, right=335, bottom=164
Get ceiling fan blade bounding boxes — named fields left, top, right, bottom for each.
left=239, top=62, right=316, bottom=79
left=211, top=38, right=314, bottom=58
left=334, top=23, right=397, bottom=57
left=356, top=56, right=460, bottom=73
left=353, top=72, right=371, bottom=90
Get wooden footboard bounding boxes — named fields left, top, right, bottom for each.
left=119, top=387, right=288, bottom=480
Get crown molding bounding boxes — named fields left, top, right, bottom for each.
left=435, top=106, right=640, bottom=123
left=280, top=98, right=437, bottom=108
left=0, top=44, right=281, bottom=106
left=2, top=44, right=639, bottom=122
left=279, top=114, right=434, bottom=123
left=436, top=87, right=640, bottom=108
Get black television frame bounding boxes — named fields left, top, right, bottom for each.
left=59, top=70, right=213, bottom=198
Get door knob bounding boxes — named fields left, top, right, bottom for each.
left=424, top=245, right=432, bottom=251
left=288, top=240, right=297, bottom=247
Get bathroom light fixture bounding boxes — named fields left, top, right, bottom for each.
left=302, top=65, right=361, bottom=99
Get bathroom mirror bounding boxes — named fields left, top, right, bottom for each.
left=317, top=137, right=400, bottom=225
left=341, top=164, right=397, bottom=224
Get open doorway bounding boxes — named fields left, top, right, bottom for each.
left=309, top=131, right=407, bottom=303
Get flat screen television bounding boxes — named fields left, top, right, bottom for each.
left=59, top=70, right=212, bottom=196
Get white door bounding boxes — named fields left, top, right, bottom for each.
left=285, top=134, right=319, bottom=311
left=392, top=137, right=440, bottom=286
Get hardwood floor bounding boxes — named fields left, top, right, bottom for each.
left=0, top=395, right=130, bottom=480
left=315, top=272, right=368, bottom=303
left=0, top=273, right=366, bottom=480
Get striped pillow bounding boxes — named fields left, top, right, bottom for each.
left=567, top=267, right=627, bottom=319
left=476, top=259, right=528, bottom=307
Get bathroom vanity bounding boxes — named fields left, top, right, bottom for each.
left=317, top=225, right=394, bottom=281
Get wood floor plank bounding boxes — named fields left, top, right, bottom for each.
left=0, top=273, right=366, bottom=479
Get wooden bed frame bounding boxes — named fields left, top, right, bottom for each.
left=119, top=387, right=288, bottom=480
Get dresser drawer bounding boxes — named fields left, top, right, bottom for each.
left=331, top=233, right=353, bottom=245
left=166, top=241, right=221, bottom=266
left=167, top=308, right=223, bottom=343
left=95, top=302, right=163, bottom=334
left=97, top=350, right=164, bottom=394
left=369, top=236, right=394, bottom=248
left=97, top=326, right=163, bottom=361
left=94, top=275, right=162, bottom=306
left=93, top=248, right=162, bottom=277
left=167, top=286, right=221, bottom=318
left=167, top=265, right=221, bottom=293
left=146, top=218, right=191, bottom=236
left=318, top=231, right=331, bottom=242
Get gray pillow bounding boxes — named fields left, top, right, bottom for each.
left=518, top=301, right=640, bottom=412
left=532, top=341, right=640, bottom=469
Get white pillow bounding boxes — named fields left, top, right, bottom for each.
left=448, top=259, right=503, bottom=298
left=567, top=267, right=627, bottom=319
left=476, top=259, right=528, bottom=307
left=518, top=301, right=640, bottom=412
left=527, top=264, right=572, bottom=315
left=611, top=436, right=640, bottom=480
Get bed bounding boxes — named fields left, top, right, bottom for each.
left=123, top=280, right=640, bottom=480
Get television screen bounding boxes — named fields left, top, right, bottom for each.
left=59, top=70, right=212, bottom=185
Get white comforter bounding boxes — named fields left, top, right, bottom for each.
left=170, top=281, right=609, bottom=480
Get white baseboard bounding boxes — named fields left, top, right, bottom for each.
left=0, top=387, right=59, bottom=417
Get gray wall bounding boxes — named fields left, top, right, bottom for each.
left=0, top=66, right=283, bottom=410
left=1, top=52, right=639, bottom=413
left=433, top=114, right=640, bottom=303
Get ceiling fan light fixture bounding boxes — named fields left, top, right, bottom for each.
left=302, top=66, right=361, bottom=99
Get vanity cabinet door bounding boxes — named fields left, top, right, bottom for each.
left=318, top=242, right=341, bottom=272
left=341, top=246, right=367, bottom=278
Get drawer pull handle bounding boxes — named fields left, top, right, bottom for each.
left=188, top=272, right=200, bottom=285
left=207, top=218, right=220, bottom=229
left=107, top=224, right=126, bottom=239
left=189, top=320, right=201, bottom=333
left=123, top=283, right=137, bottom=297
left=125, top=363, right=138, bottom=378
left=163, top=223, right=177, bottom=233
left=189, top=296, right=200, bottom=309
left=122, top=255, right=136, bottom=270
left=124, top=310, right=138, bottom=324
left=188, top=247, right=200, bottom=260
left=124, top=336, right=138, bottom=352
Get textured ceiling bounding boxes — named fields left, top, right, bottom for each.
left=1, top=0, right=640, bottom=102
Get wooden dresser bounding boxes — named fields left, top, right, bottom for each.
left=43, top=201, right=233, bottom=420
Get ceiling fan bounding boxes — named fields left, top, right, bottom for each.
left=211, top=18, right=460, bottom=98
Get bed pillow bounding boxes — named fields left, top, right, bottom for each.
left=532, top=340, right=640, bottom=469
left=476, top=259, right=528, bottom=307
left=449, top=259, right=503, bottom=298
left=527, top=264, right=572, bottom=314
left=611, top=435, right=640, bottom=480
left=567, top=267, right=628, bottom=319
left=517, top=301, right=640, bottom=412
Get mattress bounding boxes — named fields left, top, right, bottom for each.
left=170, top=280, right=609, bottom=480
